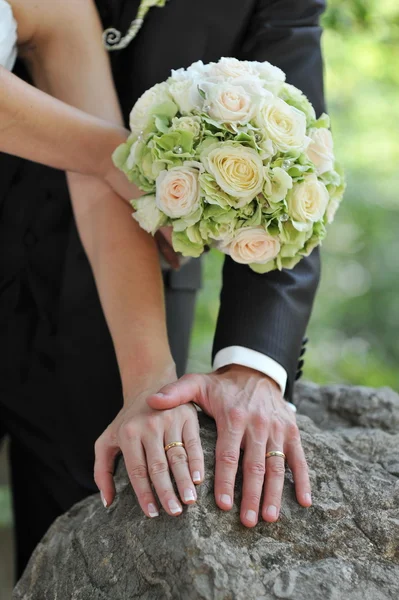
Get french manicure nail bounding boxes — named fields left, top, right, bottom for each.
left=305, top=493, right=312, bottom=505
left=220, top=494, right=232, bottom=507
left=168, top=499, right=182, bottom=514
left=100, top=491, right=107, bottom=508
left=266, top=505, right=278, bottom=520
left=148, top=503, right=159, bottom=518
left=246, top=509, right=257, bottom=524
left=193, top=471, right=201, bottom=483
left=184, top=488, right=196, bottom=502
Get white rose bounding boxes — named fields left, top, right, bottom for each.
left=185, top=60, right=210, bottom=79
left=132, top=195, right=165, bottom=234
left=129, top=83, right=171, bottom=137
left=202, top=82, right=257, bottom=123
left=288, top=174, right=329, bottom=228
left=207, top=57, right=256, bottom=80
left=168, top=72, right=204, bottom=114
left=221, top=227, right=281, bottom=265
left=257, top=97, right=308, bottom=153
left=253, top=61, right=286, bottom=94
left=201, top=142, right=264, bottom=204
left=156, top=167, right=201, bottom=218
left=306, top=128, right=335, bottom=175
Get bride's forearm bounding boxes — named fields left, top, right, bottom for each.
left=67, top=172, right=174, bottom=392
left=0, top=66, right=127, bottom=178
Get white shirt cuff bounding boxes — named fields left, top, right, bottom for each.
left=213, top=346, right=296, bottom=413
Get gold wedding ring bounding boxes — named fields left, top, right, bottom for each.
left=265, top=451, right=286, bottom=460
left=164, top=441, right=185, bottom=453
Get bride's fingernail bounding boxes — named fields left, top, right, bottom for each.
left=100, top=491, right=107, bottom=508
left=305, top=493, right=312, bottom=505
left=184, top=488, right=196, bottom=502
left=193, top=471, right=201, bottom=483
left=148, top=503, right=159, bottom=518
left=168, top=499, right=182, bottom=514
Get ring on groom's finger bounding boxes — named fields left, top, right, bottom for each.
left=164, top=441, right=185, bottom=453
left=265, top=451, right=286, bottom=460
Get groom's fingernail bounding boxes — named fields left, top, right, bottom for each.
left=100, top=491, right=107, bottom=508
left=154, top=392, right=166, bottom=397
left=220, top=494, right=232, bottom=507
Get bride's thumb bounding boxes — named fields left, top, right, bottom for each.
left=147, top=374, right=205, bottom=410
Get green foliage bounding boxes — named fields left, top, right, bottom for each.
left=189, top=1, right=399, bottom=391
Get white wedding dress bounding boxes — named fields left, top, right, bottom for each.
left=0, top=0, right=17, bottom=70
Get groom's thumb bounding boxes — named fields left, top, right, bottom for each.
left=147, top=374, right=205, bottom=410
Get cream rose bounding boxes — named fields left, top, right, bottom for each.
left=202, top=82, right=257, bottom=124
left=306, top=128, right=335, bottom=175
left=201, top=142, right=264, bottom=204
left=221, top=227, right=281, bottom=265
left=288, top=174, right=329, bottom=228
left=208, top=57, right=256, bottom=80
left=129, top=83, right=170, bottom=137
left=257, top=97, right=308, bottom=153
left=156, top=167, right=201, bottom=218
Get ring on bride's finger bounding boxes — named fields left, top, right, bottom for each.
left=164, top=441, right=185, bottom=453
left=265, top=451, right=286, bottom=460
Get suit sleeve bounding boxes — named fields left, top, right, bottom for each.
left=212, top=0, right=326, bottom=400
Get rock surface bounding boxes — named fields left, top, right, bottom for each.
left=13, top=383, right=399, bottom=600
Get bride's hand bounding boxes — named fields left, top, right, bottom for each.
left=94, top=368, right=204, bottom=517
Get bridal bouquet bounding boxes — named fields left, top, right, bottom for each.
left=113, top=57, right=345, bottom=272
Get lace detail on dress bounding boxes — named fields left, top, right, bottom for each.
left=0, top=0, right=17, bottom=70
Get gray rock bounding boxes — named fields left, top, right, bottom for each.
left=13, top=383, right=399, bottom=600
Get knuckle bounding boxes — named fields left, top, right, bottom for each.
left=146, top=414, right=161, bottom=433
left=271, top=418, right=284, bottom=437
left=128, top=464, right=148, bottom=480
left=168, top=451, right=188, bottom=467
left=268, top=461, right=286, bottom=476
left=228, top=406, right=246, bottom=428
left=294, top=458, right=309, bottom=473
left=218, top=449, right=240, bottom=466
left=120, top=422, right=137, bottom=442
left=287, top=422, right=300, bottom=440
left=218, top=479, right=234, bottom=492
left=246, top=493, right=262, bottom=506
left=246, top=461, right=266, bottom=477
left=149, top=460, right=169, bottom=476
left=184, top=437, right=200, bottom=451
left=252, top=413, right=269, bottom=430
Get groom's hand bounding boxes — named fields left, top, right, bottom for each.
left=147, top=365, right=312, bottom=527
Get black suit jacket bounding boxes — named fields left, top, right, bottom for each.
left=0, top=0, right=325, bottom=403
left=102, top=0, right=325, bottom=398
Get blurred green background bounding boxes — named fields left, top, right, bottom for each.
left=1, top=1, right=399, bottom=593
left=189, top=0, right=399, bottom=392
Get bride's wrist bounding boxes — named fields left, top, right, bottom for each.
left=97, top=125, right=129, bottom=182
left=121, top=358, right=177, bottom=406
